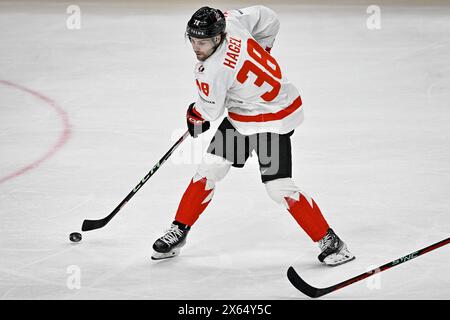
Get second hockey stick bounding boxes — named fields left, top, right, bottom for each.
left=81, top=130, right=190, bottom=232
left=287, top=237, right=449, bottom=298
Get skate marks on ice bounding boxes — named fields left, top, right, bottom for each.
left=0, top=235, right=155, bottom=300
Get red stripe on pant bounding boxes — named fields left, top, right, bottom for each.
left=175, top=177, right=214, bottom=226
left=285, top=193, right=329, bottom=242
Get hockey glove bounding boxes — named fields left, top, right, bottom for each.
left=186, top=103, right=210, bottom=138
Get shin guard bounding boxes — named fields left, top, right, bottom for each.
left=174, top=175, right=215, bottom=226
left=284, top=192, right=330, bottom=242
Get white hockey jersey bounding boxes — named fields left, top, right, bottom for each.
left=192, top=5, right=304, bottom=135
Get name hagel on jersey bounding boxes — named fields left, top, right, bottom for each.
left=193, top=6, right=304, bottom=135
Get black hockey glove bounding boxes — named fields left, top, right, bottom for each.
left=186, top=102, right=210, bottom=138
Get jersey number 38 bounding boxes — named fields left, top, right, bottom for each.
left=236, top=38, right=282, bottom=102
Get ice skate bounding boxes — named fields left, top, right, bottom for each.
left=318, top=228, right=355, bottom=266
left=151, top=222, right=190, bottom=260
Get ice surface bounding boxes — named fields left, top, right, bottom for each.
left=0, top=0, right=449, bottom=299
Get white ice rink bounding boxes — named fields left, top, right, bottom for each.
left=0, top=0, right=449, bottom=299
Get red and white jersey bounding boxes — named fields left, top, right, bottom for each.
left=193, top=5, right=304, bottom=135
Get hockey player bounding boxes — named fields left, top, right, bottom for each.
left=152, top=6, right=355, bottom=266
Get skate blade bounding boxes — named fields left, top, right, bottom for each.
left=151, top=248, right=180, bottom=261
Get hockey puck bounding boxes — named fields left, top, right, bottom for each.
left=69, top=232, right=82, bottom=243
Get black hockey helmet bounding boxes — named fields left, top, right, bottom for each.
left=186, top=6, right=226, bottom=39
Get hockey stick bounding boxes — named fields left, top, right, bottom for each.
left=81, top=130, right=190, bottom=231
left=287, top=237, right=450, bottom=298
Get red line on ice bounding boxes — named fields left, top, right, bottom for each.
left=0, top=80, right=71, bottom=184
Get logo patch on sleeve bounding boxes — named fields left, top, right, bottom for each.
left=197, top=64, right=205, bottom=73
left=196, top=79, right=210, bottom=96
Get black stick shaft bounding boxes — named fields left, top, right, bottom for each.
left=82, top=131, right=190, bottom=231
left=288, top=237, right=450, bottom=298
left=331, top=237, right=450, bottom=293
left=111, top=131, right=190, bottom=212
